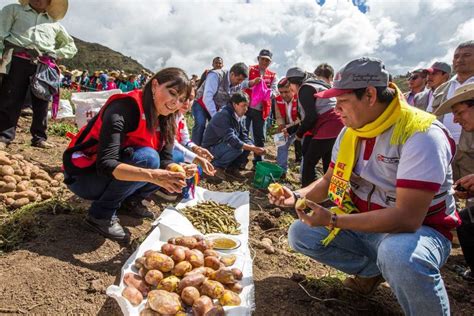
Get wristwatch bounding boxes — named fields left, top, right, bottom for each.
left=292, top=191, right=302, bottom=204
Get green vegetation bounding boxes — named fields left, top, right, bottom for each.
left=48, top=121, right=78, bottom=137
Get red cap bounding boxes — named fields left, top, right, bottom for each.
left=315, top=88, right=353, bottom=99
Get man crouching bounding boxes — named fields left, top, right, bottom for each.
left=269, top=57, right=460, bottom=315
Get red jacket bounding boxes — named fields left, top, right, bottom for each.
left=245, top=65, right=275, bottom=120
left=63, top=90, right=162, bottom=175
left=275, top=95, right=298, bottom=123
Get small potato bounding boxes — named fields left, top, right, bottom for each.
left=161, top=243, right=176, bottom=256
left=145, top=270, right=164, bottom=287
left=24, top=190, right=38, bottom=202
left=225, top=282, right=243, bottom=294
left=185, top=249, right=204, bottom=268
left=134, top=256, right=146, bottom=270
left=12, top=197, right=30, bottom=208
left=124, top=272, right=149, bottom=296
left=53, top=173, right=65, bottom=182
left=220, top=254, right=237, bottom=267
left=192, top=295, right=213, bottom=316
left=175, top=236, right=198, bottom=249
left=181, top=286, right=200, bottom=306
left=139, top=308, right=159, bottom=316
left=178, top=273, right=205, bottom=293
left=34, top=172, right=52, bottom=182
left=194, top=239, right=214, bottom=252
left=184, top=267, right=208, bottom=277
left=148, top=289, right=182, bottom=314
left=0, top=182, right=15, bottom=193
left=41, top=192, right=53, bottom=200
left=200, top=279, right=225, bottom=299
left=157, top=275, right=180, bottom=292
left=145, top=252, right=175, bottom=272
left=0, top=165, right=14, bottom=176
left=144, top=249, right=159, bottom=257
left=219, top=289, right=241, bottom=306
left=0, top=155, right=11, bottom=165
left=172, top=261, right=193, bottom=277
left=203, top=249, right=219, bottom=258
left=11, top=154, right=24, bottom=160
left=33, top=179, right=49, bottom=187
left=207, top=304, right=225, bottom=316
left=5, top=197, right=14, bottom=206
left=210, top=268, right=235, bottom=284
left=3, top=175, right=17, bottom=184
left=171, top=247, right=186, bottom=263
left=50, top=180, right=60, bottom=187
left=204, top=256, right=223, bottom=270
left=168, top=237, right=177, bottom=244
left=122, top=286, right=143, bottom=306
left=138, top=267, right=148, bottom=278
left=268, top=183, right=284, bottom=197
left=231, top=268, right=243, bottom=280
left=193, top=234, right=204, bottom=242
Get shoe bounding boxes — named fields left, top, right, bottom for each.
left=343, top=274, right=385, bottom=296
left=32, top=140, right=54, bottom=149
left=20, top=107, right=33, bottom=117
left=453, top=265, right=474, bottom=282
left=225, top=168, right=246, bottom=180
left=84, top=215, right=129, bottom=241
left=120, top=196, right=156, bottom=219
left=0, top=142, right=7, bottom=150
left=154, top=188, right=178, bottom=201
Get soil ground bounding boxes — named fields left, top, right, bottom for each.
left=0, top=117, right=473, bottom=315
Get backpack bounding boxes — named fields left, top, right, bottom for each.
left=30, top=62, right=60, bottom=101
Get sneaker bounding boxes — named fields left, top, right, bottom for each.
left=343, top=274, right=385, bottom=296
left=84, top=215, right=129, bottom=241
left=0, top=142, right=7, bottom=150
left=154, top=188, right=178, bottom=201
left=32, top=140, right=54, bottom=149
left=225, top=168, right=246, bottom=180
left=120, top=196, right=156, bottom=219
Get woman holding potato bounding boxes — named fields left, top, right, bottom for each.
left=63, top=67, right=193, bottom=241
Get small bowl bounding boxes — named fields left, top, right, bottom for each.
left=205, top=233, right=241, bottom=251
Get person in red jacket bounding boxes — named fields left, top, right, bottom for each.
left=63, top=68, right=193, bottom=241
left=245, top=49, right=277, bottom=168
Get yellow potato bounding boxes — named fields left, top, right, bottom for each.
left=231, top=268, right=243, bottom=280
left=220, top=254, right=236, bottom=267
left=169, top=163, right=185, bottom=175
left=172, top=261, right=193, bottom=277
left=295, top=198, right=307, bottom=210
left=174, top=236, right=198, bottom=249
left=144, top=269, right=164, bottom=287
left=210, top=268, right=236, bottom=285
left=145, top=252, right=175, bottom=272
left=185, top=249, right=204, bottom=268
left=157, top=275, right=180, bottom=292
left=147, top=289, right=182, bottom=314
left=219, top=289, right=241, bottom=306
left=268, top=183, right=284, bottom=197
left=0, top=165, right=14, bottom=176
left=12, top=197, right=30, bottom=208
left=200, top=279, right=225, bottom=299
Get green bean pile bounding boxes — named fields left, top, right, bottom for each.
left=181, top=201, right=241, bottom=235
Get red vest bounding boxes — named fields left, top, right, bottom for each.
left=175, top=114, right=185, bottom=144
left=63, top=90, right=162, bottom=175
left=275, top=95, right=298, bottom=123
left=245, top=65, right=276, bottom=120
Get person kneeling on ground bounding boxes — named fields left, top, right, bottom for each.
left=434, top=83, right=474, bottom=282
left=63, top=68, right=192, bottom=241
left=201, top=91, right=266, bottom=179
left=268, top=57, right=460, bottom=315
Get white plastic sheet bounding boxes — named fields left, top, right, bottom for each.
left=72, top=89, right=122, bottom=128
left=106, top=187, right=254, bottom=315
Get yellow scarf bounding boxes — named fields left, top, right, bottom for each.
left=322, top=83, right=436, bottom=246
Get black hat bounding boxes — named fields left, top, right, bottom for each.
left=258, top=49, right=272, bottom=61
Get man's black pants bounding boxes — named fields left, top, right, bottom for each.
left=245, top=107, right=266, bottom=164
left=457, top=206, right=474, bottom=271
left=0, top=56, right=49, bottom=145
left=301, top=136, right=336, bottom=187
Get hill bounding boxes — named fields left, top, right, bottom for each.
left=60, top=36, right=150, bottom=74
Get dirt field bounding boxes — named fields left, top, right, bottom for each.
left=0, top=117, right=473, bottom=315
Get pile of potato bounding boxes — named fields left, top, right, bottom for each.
left=122, top=235, right=243, bottom=316
left=0, top=150, right=65, bottom=209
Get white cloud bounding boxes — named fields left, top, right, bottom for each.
left=0, top=0, right=472, bottom=77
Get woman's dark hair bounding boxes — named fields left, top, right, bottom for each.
left=353, top=86, right=396, bottom=105
left=288, top=71, right=315, bottom=87
left=142, top=67, right=191, bottom=145
left=314, top=63, right=334, bottom=80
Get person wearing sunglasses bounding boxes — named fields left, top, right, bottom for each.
left=404, top=69, right=427, bottom=107
left=413, top=62, right=451, bottom=111
left=63, top=68, right=192, bottom=241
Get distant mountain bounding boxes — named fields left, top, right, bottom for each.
left=60, top=36, right=150, bottom=74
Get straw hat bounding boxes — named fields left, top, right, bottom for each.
left=434, top=83, right=474, bottom=116
left=19, top=0, right=68, bottom=21
left=71, top=69, right=82, bottom=77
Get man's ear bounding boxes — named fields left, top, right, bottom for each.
left=366, top=86, right=377, bottom=106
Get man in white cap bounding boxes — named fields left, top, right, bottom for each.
left=0, top=0, right=77, bottom=150
left=268, top=57, right=460, bottom=315
left=434, top=83, right=474, bottom=282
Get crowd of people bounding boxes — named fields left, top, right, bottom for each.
left=1, top=1, right=474, bottom=315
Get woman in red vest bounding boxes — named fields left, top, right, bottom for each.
left=63, top=68, right=192, bottom=241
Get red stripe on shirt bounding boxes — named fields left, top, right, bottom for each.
left=396, top=179, right=441, bottom=192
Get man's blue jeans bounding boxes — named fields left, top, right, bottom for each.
left=191, top=100, right=211, bottom=146
left=276, top=134, right=296, bottom=172
left=172, top=147, right=185, bottom=163
left=208, top=142, right=250, bottom=169
left=288, top=221, right=451, bottom=315
left=66, top=147, right=160, bottom=220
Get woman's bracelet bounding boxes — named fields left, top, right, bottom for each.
left=328, top=213, right=338, bottom=230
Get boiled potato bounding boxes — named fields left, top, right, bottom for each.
left=185, top=249, right=204, bottom=268
left=219, top=289, right=241, bottom=306
left=210, top=268, right=236, bottom=284
left=178, top=273, right=205, bottom=293
left=268, top=183, right=284, bottom=197
left=145, top=252, right=175, bottom=272
left=144, top=270, right=163, bottom=287
left=192, top=295, right=213, bottom=316
left=172, top=261, right=193, bottom=277
left=204, top=256, right=223, bottom=270
left=122, top=286, right=143, bottom=306
left=200, top=279, right=225, bottom=299
left=181, top=286, right=200, bottom=306
left=157, top=275, right=180, bottom=292
left=123, top=272, right=149, bottom=296
left=147, top=290, right=182, bottom=314
left=220, top=254, right=236, bottom=267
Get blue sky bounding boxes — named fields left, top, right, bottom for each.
left=0, top=0, right=472, bottom=77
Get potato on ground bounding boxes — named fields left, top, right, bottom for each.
left=157, top=275, right=180, bottom=292
left=148, top=289, right=182, bottom=314
left=122, top=286, right=143, bottom=306
left=124, top=272, right=149, bottom=296
left=145, top=252, right=175, bottom=272
left=145, top=269, right=164, bottom=287
left=178, top=273, right=205, bottom=293
left=12, top=197, right=30, bottom=208
left=200, top=279, right=225, bottom=299
left=172, top=261, right=193, bottom=277
left=219, top=289, right=241, bottom=306
left=181, top=286, right=200, bottom=306
left=192, top=295, right=213, bottom=316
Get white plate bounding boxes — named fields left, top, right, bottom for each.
left=205, top=233, right=242, bottom=251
